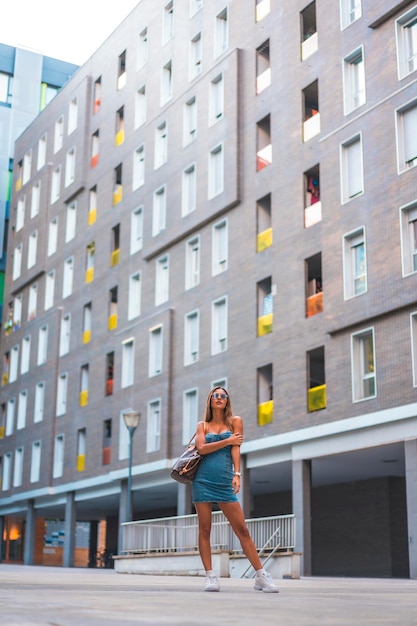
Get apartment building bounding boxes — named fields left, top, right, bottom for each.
left=0, top=44, right=79, bottom=323
left=0, top=0, right=416, bottom=577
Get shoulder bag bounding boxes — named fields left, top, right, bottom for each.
left=170, top=433, right=203, bottom=484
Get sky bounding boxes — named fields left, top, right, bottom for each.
left=1, top=0, right=141, bottom=66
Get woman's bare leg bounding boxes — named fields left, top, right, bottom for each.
left=195, top=502, right=214, bottom=571
left=219, top=502, right=263, bottom=570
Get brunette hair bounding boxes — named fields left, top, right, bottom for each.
left=203, top=386, right=233, bottom=428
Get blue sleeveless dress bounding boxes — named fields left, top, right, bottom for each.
left=192, top=431, right=238, bottom=503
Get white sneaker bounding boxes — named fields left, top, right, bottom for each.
left=254, top=571, right=279, bottom=593
left=205, top=574, right=220, bottom=592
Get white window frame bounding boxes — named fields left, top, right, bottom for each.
left=37, top=325, right=48, bottom=365
left=131, top=206, right=143, bottom=253
left=121, top=338, right=135, bottom=388
left=31, top=181, right=41, bottom=218
left=34, top=381, right=45, bottom=423
left=351, top=327, right=376, bottom=402
left=343, top=227, right=367, bottom=299
left=118, top=410, right=129, bottom=461
left=14, top=294, right=22, bottom=326
left=37, top=134, right=47, bottom=170
left=135, top=85, right=147, bottom=128
left=16, top=195, right=25, bottom=232
left=209, top=74, right=224, bottom=125
left=48, top=217, right=58, bottom=256
left=152, top=186, right=167, bottom=236
left=13, top=446, right=24, bottom=487
left=208, top=143, right=224, bottom=198
left=51, top=165, right=61, bottom=204
left=128, top=272, right=142, bottom=320
left=147, top=398, right=161, bottom=453
left=211, top=296, right=228, bottom=355
left=9, top=344, right=19, bottom=383
left=12, top=243, right=22, bottom=281
left=20, top=335, right=31, bottom=375
left=133, top=144, right=145, bottom=190
left=5, top=398, right=15, bottom=436
left=155, top=254, right=169, bottom=306
left=154, top=122, right=168, bottom=169
left=190, top=32, right=203, bottom=80
left=59, top=314, right=71, bottom=356
left=65, top=202, right=77, bottom=242
left=163, top=1, right=174, bottom=43
left=184, top=310, right=200, bottom=366
left=343, top=46, right=365, bottom=115
left=28, top=282, right=37, bottom=320
left=183, top=96, right=197, bottom=146
left=185, top=235, right=200, bottom=290
left=54, top=116, right=64, bottom=153
left=161, top=60, right=173, bottom=105
left=53, top=434, right=64, bottom=478
left=212, top=218, right=228, bottom=275
left=396, top=6, right=417, bottom=79
left=411, top=312, right=417, bottom=387
left=340, top=0, right=362, bottom=30
left=395, top=99, right=417, bottom=173
left=68, top=97, right=78, bottom=134
left=340, top=133, right=364, bottom=203
left=63, top=256, right=74, bottom=299
left=214, top=8, right=228, bottom=57
left=149, top=325, right=163, bottom=377
left=27, top=230, right=38, bottom=269
left=17, top=390, right=27, bottom=430
left=56, top=373, right=68, bottom=417
left=182, top=388, right=198, bottom=444
left=182, top=163, right=197, bottom=216
left=400, top=200, right=417, bottom=276
left=137, top=27, right=148, bottom=69
left=2, top=453, right=12, bottom=491
left=45, top=270, right=55, bottom=310
left=65, top=147, right=76, bottom=187
left=30, top=441, right=41, bottom=483
left=22, top=150, right=32, bottom=185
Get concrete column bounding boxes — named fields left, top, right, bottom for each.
left=405, top=439, right=417, bottom=579
left=63, top=491, right=76, bottom=568
left=238, top=456, right=251, bottom=518
left=292, top=459, right=312, bottom=576
left=177, top=483, right=193, bottom=516
left=24, top=499, right=36, bottom=565
left=118, top=479, right=128, bottom=554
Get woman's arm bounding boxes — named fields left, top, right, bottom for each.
left=231, top=416, right=243, bottom=493
left=195, top=420, right=243, bottom=455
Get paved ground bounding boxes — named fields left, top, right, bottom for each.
left=0, top=564, right=416, bottom=626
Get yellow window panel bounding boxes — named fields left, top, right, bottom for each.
left=83, top=329, right=91, bottom=344
left=2, top=373, right=9, bottom=386
left=308, top=384, right=326, bottom=412
left=77, top=454, right=86, bottom=472
left=115, top=129, right=125, bottom=146
left=108, top=314, right=118, bottom=330
left=257, top=313, right=273, bottom=336
left=85, top=267, right=94, bottom=283
left=113, top=185, right=123, bottom=205
left=80, top=390, right=89, bottom=407
left=257, top=227, right=273, bottom=252
left=0, top=425, right=5, bottom=439
left=88, top=208, right=97, bottom=225
left=258, top=400, right=274, bottom=426
left=110, top=249, right=120, bottom=267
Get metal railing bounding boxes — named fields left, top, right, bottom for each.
left=121, top=512, right=295, bottom=555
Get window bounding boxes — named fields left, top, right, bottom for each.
left=256, top=0, right=270, bottom=22
left=161, top=60, right=173, bottom=105
left=303, top=80, right=320, bottom=141
left=209, top=74, right=224, bottom=124
left=80, top=364, right=89, bottom=406
left=351, top=328, right=376, bottom=401
left=89, top=186, right=97, bottom=224
left=122, top=339, right=135, bottom=388
left=30, top=441, right=41, bottom=483
left=93, top=76, right=101, bottom=114
left=54, top=116, right=64, bottom=153
left=85, top=242, right=95, bottom=283
left=77, top=429, right=86, bottom=472
left=306, top=253, right=323, bottom=318
left=212, top=296, right=228, bottom=354
left=396, top=7, right=417, bottom=79
left=208, top=144, right=224, bottom=198
left=154, top=122, right=168, bottom=169
left=59, top=314, right=71, bottom=356
left=301, top=2, right=318, bottom=60
left=108, top=287, right=118, bottom=330
left=51, top=165, right=61, bottom=203
left=137, top=28, right=148, bottom=69
left=44, top=270, right=55, bottom=310
left=152, top=186, right=166, bottom=236
left=2, top=453, right=12, bottom=491
left=48, top=217, right=58, bottom=256
left=56, top=373, right=68, bottom=416
left=340, top=134, right=363, bottom=202
left=27, top=230, right=38, bottom=269
left=68, top=97, right=78, bottom=134
left=12, top=243, right=22, bottom=281
left=343, top=227, right=367, bottom=299
left=65, top=202, right=77, bottom=242
left=215, top=8, right=228, bottom=57
left=343, top=47, right=365, bottom=114
left=256, top=193, right=272, bottom=252
left=118, top=410, right=130, bottom=461
left=149, top=326, right=163, bottom=376
left=106, top=352, right=114, bottom=396
left=117, top=50, right=127, bottom=90
left=400, top=201, right=417, bottom=275
left=113, top=163, right=123, bottom=205
left=128, top=272, right=141, bottom=320
left=9, top=345, right=19, bottom=383
left=37, top=134, right=47, bottom=170
left=115, top=106, right=125, bottom=146
left=17, top=390, right=27, bottom=430
left=13, top=447, right=24, bottom=487
left=28, top=283, right=37, bottom=320
left=0, top=71, right=12, bottom=105
left=102, top=420, right=112, bottom=465
left=16, top=195, right=25, bottom=231
left=163, top=2, right=174, bottom=43
left=83, top=302, right=92, bottom=344
left=147, top=399, right=161, bottom=453
left=31, top=181, right=41, bottom=218
left=91, top=130, right=99, bottom=168
left=190, top=33, right=202, bottom=79
left=185, top=236, right=200, bottom=289
left=22, top=150, right=32, bottom=185
left=184, top=310, right=199, bottom=365
left=340, top=0, right=362, bottom=30
left=6, top=398, right=15, bottom=436
left=184, top=96, right=197, bottom=145
left=396, top=101, right=417, bottom=172
left=131, top=206, right=143, bottom=253
left=135, top=85, right=147, bottom=128
left=21, top=335, right=31, bottom=375
left=212, top=219, right=228, bottom=275
left=182, top=163, right=197, bottom=216
left=53, top=435, right=64, bottom=478
left=411, top=312, right=417, bottom=387
left=256, top=115, right=272, bottom=170
left=63, top=257, right=74, bottom=298
left=37, top=325, right=48, bottom=365
left=256, top=40, right=271, bottom=94
left=257, top=277, right=273, bottom=336
left=304, top=165, right=321, bottom=228
left=183, top=388, right=198, bottom=444
left=155, top=255, right=169, bottom=306
left=13, top=295, right=22, bottom=326
left=111, top=224, right=120, bottom=267
left=257, top=364, right=273, bottom=425
left=34, top=382, right=45, bottom=423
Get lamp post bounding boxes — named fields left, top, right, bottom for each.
left=123, top=410, right=141, bottom=523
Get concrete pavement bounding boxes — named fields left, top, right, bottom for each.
left=0, top=564, right=416, bottom=626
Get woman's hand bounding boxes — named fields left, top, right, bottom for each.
left=232, top=475, right=241, bottom=494
left=228, top=431, right=243, bottom=446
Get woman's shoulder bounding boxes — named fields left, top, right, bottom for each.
left=231, top=415, right=243, bottom=428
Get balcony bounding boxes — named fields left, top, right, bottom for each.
left=306, top=291, right=323, bottom=317
left=258, top=313, right=273, bottom=336
left=257, top=227, right=273, bottom=252
left=258, top=399, right=273, bottom=426
left=304, top=201, right=322, bottom=228
left=76, top=454, right=85, bottom=472
left=301, top=32, right=318, bottom=61
left=303, top=112, right=320, bottom=142
left=308, top=384, right=326, bottom=412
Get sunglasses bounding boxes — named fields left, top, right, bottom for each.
left=212, top=393, right=228, bottom=400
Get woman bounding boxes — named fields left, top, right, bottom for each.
left=192, top=386, right=279, bottom=593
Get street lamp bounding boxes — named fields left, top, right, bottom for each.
left=123, top=409, right=141, bottom=522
